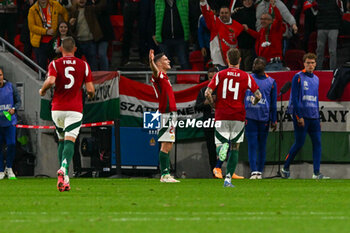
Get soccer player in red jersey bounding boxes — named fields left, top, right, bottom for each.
left=149, top=49, right=179, bottom=183
left=39, top=37, right=95, bottom=191
left=205, top=48, right=262, bottom=187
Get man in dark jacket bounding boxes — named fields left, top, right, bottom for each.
left=315, top=0, right=343, bottom=70
left=69, top=0, right=106, bottom=71
left=231, top=0, right=256, bottom=71
left=153, top=0, right=191, bottom=70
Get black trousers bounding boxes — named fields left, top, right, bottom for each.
left=204, top=128, right=216, bottom=170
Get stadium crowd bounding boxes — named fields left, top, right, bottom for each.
left=0, top=0, right=349, bottom=72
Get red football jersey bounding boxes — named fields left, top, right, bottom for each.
left=47, top=56, right=93, bottom=113
left=208, top=67, right=259, bottom=121
left=151, top=72, right=177, bottom=113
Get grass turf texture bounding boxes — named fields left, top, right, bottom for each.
left=1, top=178, right=350, bottom=233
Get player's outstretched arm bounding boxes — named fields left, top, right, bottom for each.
left=149, top=49, right=159, bottom=77
left=252, top=89, right=262, bottom=105
left=86, top=82, right=95, bottom=99
left=39, top=76, right=56, bottom=96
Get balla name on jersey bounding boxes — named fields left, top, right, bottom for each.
left=162, top=117, right=221, bottom=129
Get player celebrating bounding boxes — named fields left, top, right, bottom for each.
left=281, top=53, right=329, bottom=179
left=39, top=37, right=95, bottom=191
left=205, top=48, right=261, bottom=187
left=149, top=49, right=179, bottom=183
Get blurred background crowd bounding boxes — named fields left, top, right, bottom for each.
left=0, top=0, right=349, bottom=73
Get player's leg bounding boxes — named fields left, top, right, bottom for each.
left=256, top=121, right=269, bottom=178
left=215, top=121, right=230, bottom=161
left=308, top=119, right=327, bottom=179
left=52, top=111, right=66, bottom=191
left=159, top=142, right=172, bottom=176
left=246, top=119, right=259, bottom=178
left=282, top=117, right=308, bottom=178
left=158, top=112, right=179, bottom=183
left=4, top=125, right=16, bottom=179
left=224, top=121, right=245, bottom=187
left=61, top=112, right=82, bottom=175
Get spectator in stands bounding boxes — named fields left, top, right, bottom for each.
left=0, top=0, right=18, bottom=45
left=256, top=0, right=298, bottom=34
left=245, top=57, right=277, bottom=179
left=28, top=0, right=69, bottom=71
left=246, top=0, right=287, bottom=71
left=199, top=0, right=250, bottom=70
left=0, top=67, right=22, bottom=180
left=315, top=0, right=343, bottom=70
left=256, top=0, right=298, bottom=55
left=302, top=0, right=317, bottom=52
left=197, top=14, right=211, bottom=65
left=152, top=0, right=191, bottom=70
left=20, top=0, right=34, bottom=61
left=47, top=21, right=71, bottom=61
left=69, top=0, right=106, bottom=71
left=138, top=0, right=159, bottom=65
left=231, top=0, right=256, bottom=71
left=121, top=0, right=141, bottom=66
left=95, top=0, right=115, bottom=71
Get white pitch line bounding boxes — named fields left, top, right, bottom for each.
left=6, top=211, right=348, bottom=216
left=3, top=216, right=350, bottom=223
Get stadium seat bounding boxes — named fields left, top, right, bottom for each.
left=284, top=49, right=305, bottom=70
left=189, top=50, right=205, bottom=71
left=176, top=70, right=201, bottom=84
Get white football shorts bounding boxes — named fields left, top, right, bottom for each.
left=215, top=120, right=245, bottom=144
left=158, top=112, right=176, bottom=142
left=52, top=110, right=83, bottom=140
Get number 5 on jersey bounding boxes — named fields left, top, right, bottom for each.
left=64, top=66, right=75, bottom=89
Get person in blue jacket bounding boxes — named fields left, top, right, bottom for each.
left=245, top=57, right=277, bottom=179
left=0, top=67, right=21, bottom=180
left=197, top=14, right=211, bottom=64
left=281, top=53, right=329, bottom=179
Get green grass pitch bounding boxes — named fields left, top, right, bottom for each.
left=1, top=178, right=350, bottom=233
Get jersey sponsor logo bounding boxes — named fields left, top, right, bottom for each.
left=0, top=104, right=12, bottom=111
left=302, top=95, right=317, bottom=102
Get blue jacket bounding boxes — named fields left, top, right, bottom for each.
left=288, top=71, right=319, bottom=119
left=0, top=81, right=21, bottom=127
left=197, top=15, right=210, bottom=50
left=245, top=73, right=277, bottom=123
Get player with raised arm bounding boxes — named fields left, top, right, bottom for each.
left=149, top=49, right=179, bottom=183
left=205, top=48, right=261, bottom=187
left=39, top=37, right=95, bottom=192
